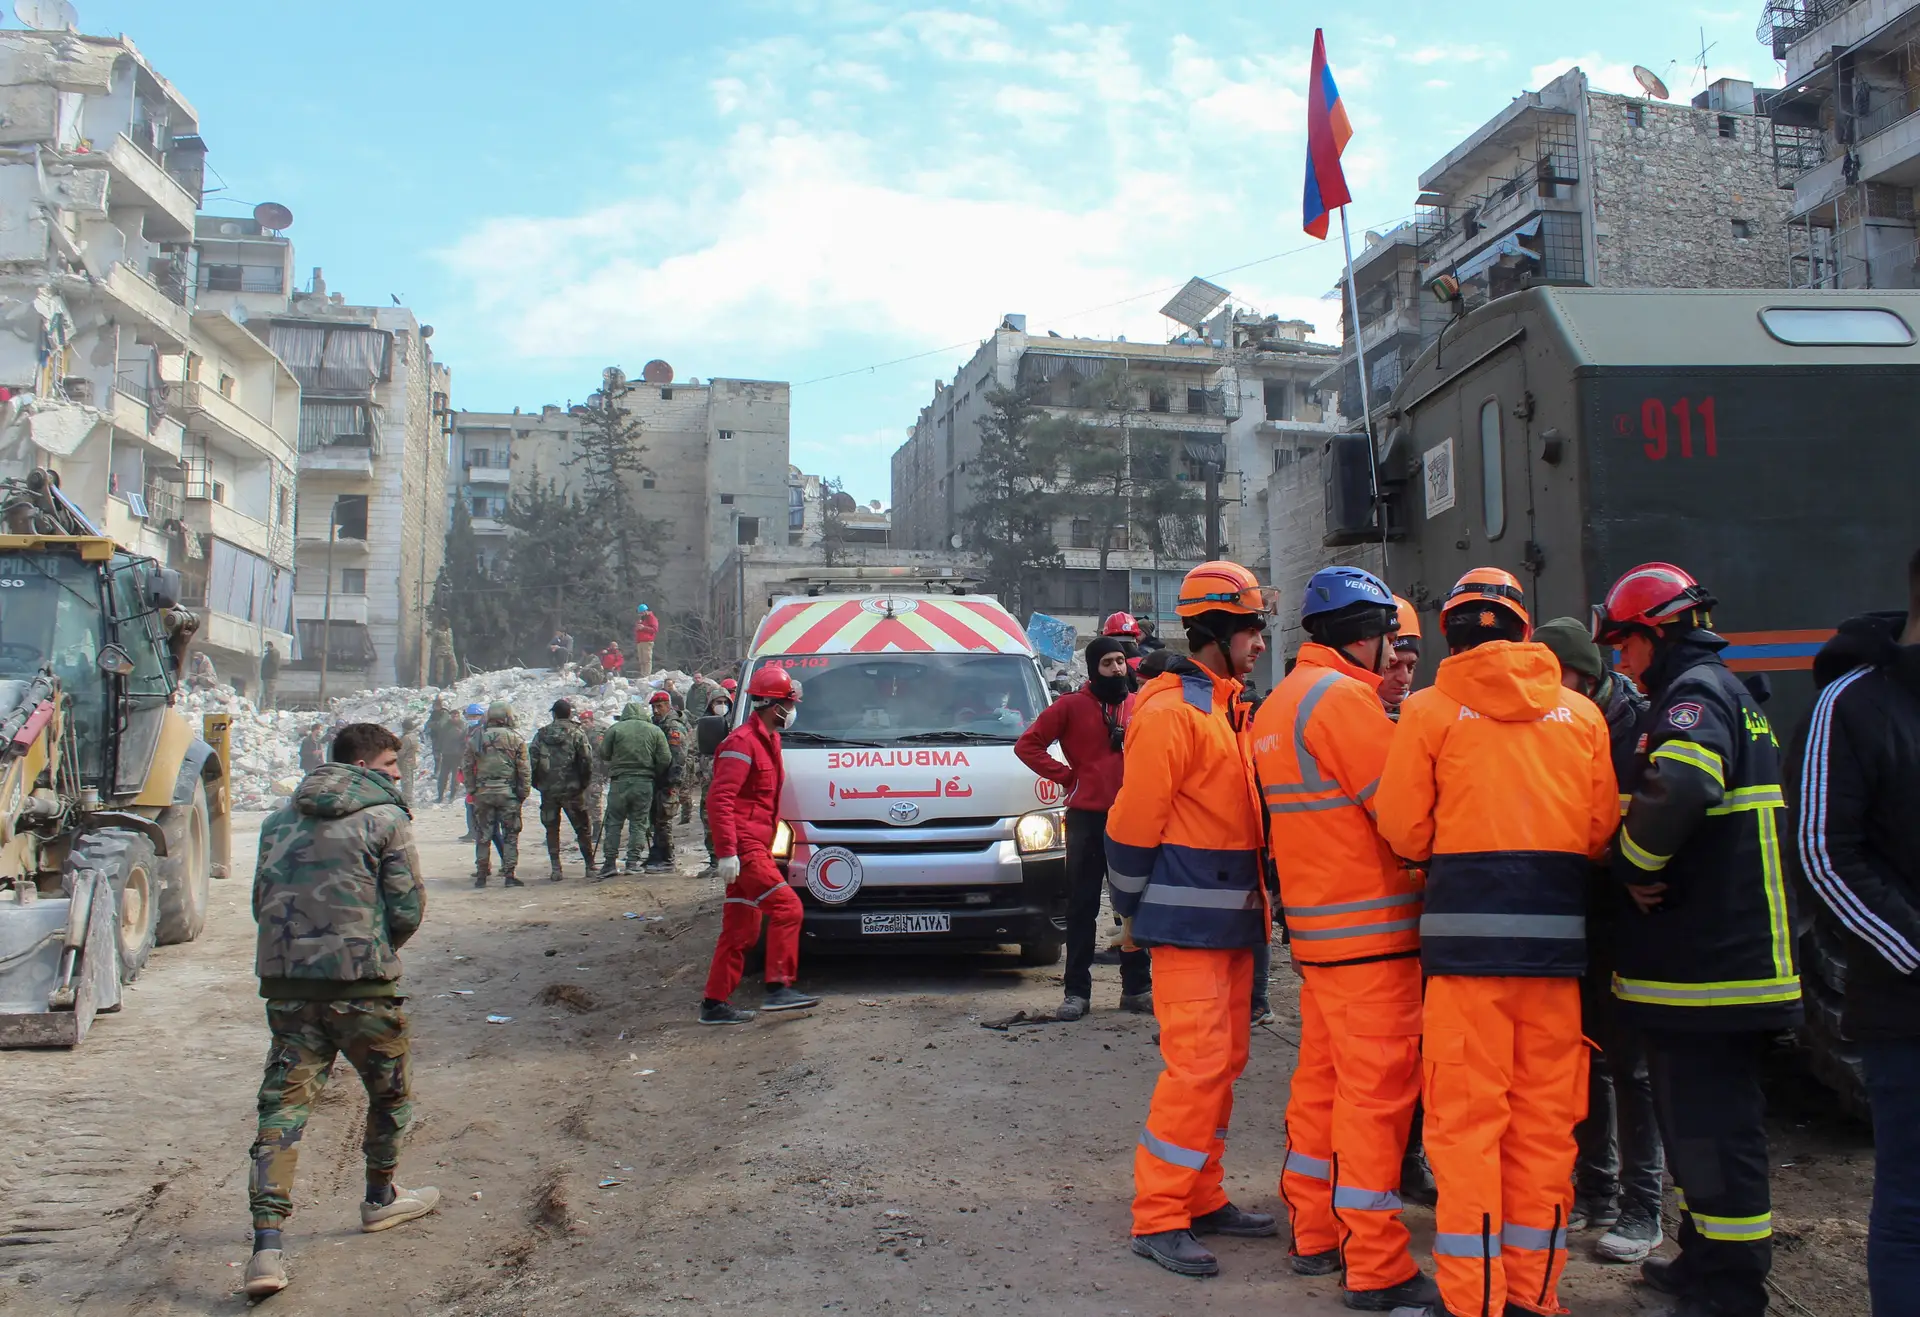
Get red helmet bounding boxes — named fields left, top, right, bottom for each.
left=719, top=678, right=738, bottom=693
left=1592, top=563, right=1716, bottom=643
left=747, top=666, right=802, bottom=702
left=578, top=709, right=595, bottom=723
left=1101, top=611, right=1143, bottom=640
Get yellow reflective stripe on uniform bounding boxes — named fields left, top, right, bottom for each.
left=1650, top=740, right=1726, bottom=787
left=1618, top=793, right=1633, bottom=817
left=1611, top=973, right=1802, bottom=1007
left=1704, top=786, right=1787, bottom=815
left=1691, top=1211, right=1773, bottom=1242
left=1618, top=828, right=1671, bottom=873
left=1757, top=807, right=1794, bottom=979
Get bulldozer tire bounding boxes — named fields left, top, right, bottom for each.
left=1797, top=924, right=1872, bottom=1124
left=64, top=829, right=160, bottom=983
left=155, top=777, right=212, bottom=946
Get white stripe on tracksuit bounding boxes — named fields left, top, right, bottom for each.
left=1796, top=665, right=1920, bottom=973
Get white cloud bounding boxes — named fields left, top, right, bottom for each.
left=1402, top=44, right=1500, bottom=67
left=1528, top=54, right=1647, bottom=98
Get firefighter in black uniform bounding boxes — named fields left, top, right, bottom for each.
left=1594, top=563, right=1798, bottom=1317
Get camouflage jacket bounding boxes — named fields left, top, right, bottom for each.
left=599, top=701, right=673, bottom=780
left=464, top=725, right=530, bottom=804
left=396, top=730, right=422, bottom=778
left=653, top=711, right=690, bottom=781
left=252, top=763, right=423, bottom=999
left=530, top=717, right=594, bottom=795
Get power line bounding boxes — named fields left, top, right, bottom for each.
left=791, top=213, right=1413, bottom=390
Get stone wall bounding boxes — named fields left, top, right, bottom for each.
left=1588, top=90, right=1793, bottom=289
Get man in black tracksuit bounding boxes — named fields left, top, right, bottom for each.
left=1596, top=566, right=1798, bottom=1317
left=1785, top=549, right=1920, bottom=1314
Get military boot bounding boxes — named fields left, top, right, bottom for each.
left=503, top=871, right=524, bottom=888
left=547, top=843, right=564, bottom=883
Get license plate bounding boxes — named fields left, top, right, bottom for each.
left=859, top=912, right=952, bottom=935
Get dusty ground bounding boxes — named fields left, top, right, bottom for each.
left=0, top=798, right=1874, bottom=1316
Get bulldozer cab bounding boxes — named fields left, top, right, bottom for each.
left=0, top=542, right=180, bottom=800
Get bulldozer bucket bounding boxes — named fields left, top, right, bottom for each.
left=0, top=870, right=122, bottom=1048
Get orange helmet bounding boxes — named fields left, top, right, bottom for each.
left=1392, top=595, right=1422, bottom=651
left=1175, top=561, right=1273, bottom=620
left=1592, top=562, right=1716, bottom=643
left=1440, top=567, right=1530, bottom=634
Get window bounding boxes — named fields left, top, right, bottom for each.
left=1759, top=305, right=1916, bottom=345
left=1263, top=379, right=1290, bottom=422
left=1718, top=115, right=1737, bottom=139
left=1071, top=519, right=1094, bottom=548
left=1731, top=219, right=1752, bottom=239
left=720, top=493, right=735, bottom=505
left=1479, top=398, right=1506, bottom=539
left=333, top=494, right=368, bottom=540
left=218, top=373, right=236, bottom=398
left=340, top=568, right=367, bottom=595
left=737, top=516, right=760, bottom=545
left=1148, top=386, right=1170, bottom=413
left=1625, top=104, right=1644, bottom=129
left=718, top=429, right=734, bottom=440
left=660, top=388, right=673, bottom=400
left=642, top=477, right=656, bottom=489
left=469, top=448, right=490, bottom=467
left=1186, top=388, right=1207, bottom=413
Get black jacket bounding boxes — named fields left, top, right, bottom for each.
left=1585, top=672, right=1649, bottom=965
left=1610, top=636, right=1801, bottom=1033
left=1785, top=612, right=1920, bottom=1041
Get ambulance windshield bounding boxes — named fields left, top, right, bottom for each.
left=754, top=653, right=1044, bottom=744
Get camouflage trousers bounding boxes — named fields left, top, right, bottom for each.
left=585, top=778, right=606, bottom=848
left=473, top=797, right=524, bottom=876
left=540, top=789, right=595, bottom=869
left=601, top=776, right=655, bottom=865
left=249, top=998, right=411, bottom=1228
left=649, top=787, right=682, bottom=864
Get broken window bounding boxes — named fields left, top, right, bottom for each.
left=737, top=516, right=760, bottom=545
left=1731, top=218, right=1753, bottom=239
left=1263, top=379, right=1290, bottom=422
left=1719, top=115, right=1737, bottom=139
left=333, top=495, right=369, bottom=540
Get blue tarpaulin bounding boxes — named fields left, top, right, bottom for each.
left=1026, top=613, right=1078, bottom=665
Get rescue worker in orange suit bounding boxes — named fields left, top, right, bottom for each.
left=1252, top=566, right=1440, bottom=1313
left=1595, top=564, right=1798, bottom=1317
left=699, top=666, right=818, bottom=1025
left=1107, top=560, right=1275, bottom=1278
left=1375, top=568, right=1619, bottom=1317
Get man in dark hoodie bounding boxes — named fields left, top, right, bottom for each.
left=1787, top=547, right=1920, bottom=1313
left=1535, top=616, right=1665, bottom=1266
left=1016, top=635, right=1150, bottom=1021
left=243, top=723, right=437, bottom=1299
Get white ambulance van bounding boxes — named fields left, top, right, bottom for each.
left=740, top=586, right=1067, bottom=963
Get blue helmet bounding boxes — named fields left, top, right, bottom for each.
left=464, top=702, right=485, bottom=717
left=1301, top=566, right=1395, bottom=623
left=636, top=603, right=650, bottom=615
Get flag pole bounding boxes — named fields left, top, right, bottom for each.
left=1337, top=204, right=1389, bottom=574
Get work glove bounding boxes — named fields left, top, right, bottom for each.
left=716, top=855, right=741, bottom=882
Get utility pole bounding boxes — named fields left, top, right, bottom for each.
left=317, top=497, right=338, bottom=708
left=1203, top=461, right=1223, bottom=560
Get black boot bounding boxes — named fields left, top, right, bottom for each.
left=1191, top=1202, right=1277, bottom=1238
left=1343, top=1270, right=1440, bottom=1312
left=1290, top=1248, right=1341, bottom=1276
left=1130, top=1229, right=1218, bottom=1278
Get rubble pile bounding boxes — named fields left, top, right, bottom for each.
left=181, top=667, right=700, bottom=811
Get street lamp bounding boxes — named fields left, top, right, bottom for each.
left=317, top=496, right=340, bottom=707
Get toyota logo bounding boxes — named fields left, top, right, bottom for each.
left=887, top=801, right=921, bottom=824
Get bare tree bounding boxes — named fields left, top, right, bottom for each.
left=818, top=476, right=851, bottom=566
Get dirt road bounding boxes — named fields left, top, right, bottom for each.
left=0, top=799, right=1875, bottom=1315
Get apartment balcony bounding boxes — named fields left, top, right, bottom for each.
left=178, top=380, right=295, bottom=468
left=107, top=378, right=185, bottom=462
left=295, top=526, right=371, bottom=555
left=298, top=443, right=376, bottom=480
left=196, top=608, right=291, bottom=664
left=79, top=133, right=199, bottom=240
left=1774, top=0, right=1912, bottom=82
left=94, top=263, right=192, bottom=350
left=101, top=495, right=173, bottom=562
left=470, top=517, right=509, bottom=535
left=183, top=498, right=281, bottom=564
left=291, top=593, right=370, bottom=625
left=464, top=463, right=512, bottom=485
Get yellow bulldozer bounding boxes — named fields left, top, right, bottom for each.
left=0, top=470, right=231, bottom=1047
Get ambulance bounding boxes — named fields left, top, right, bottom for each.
left=739, top=585, right=1068, bottom=964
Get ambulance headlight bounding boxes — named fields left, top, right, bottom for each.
left=1015, top=810, right=1065, bottom=855
left=772, top=820, right=794, bottom=860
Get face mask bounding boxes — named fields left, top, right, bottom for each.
left=1089, top=671, right=1130, bottom=705
left=712, top=702, right=732, bottom=718
left=770, top=702, right=796, bottom=728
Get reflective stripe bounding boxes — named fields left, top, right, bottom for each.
left=1618, top=828, right=1671, bottom=873
left=1433, top=1231, right=1500, bottom=1258
left=1618, top=792, right=1634, bottom=817
left=1612, top=973, right=1802, bottom=1007
left=1651, top=740, right=1727, bottom=787
left=1285, top=892, right=1422, bottom=919
left=1107, top=867, right=1148, bottom=895
left=1139, top=1127, right=1209, bottom=1171
left=1289, top=917, right=1421, bottom=942
left=1265, top=672, right=1345, bottom=796
left=1758, top=807, right=1794, bottom=980
left=716, top=750, right=754, bottom=765
left=1333, top=1184, right=1404, bottom=1212
left=1675, top=1188, right=1688, bottom=1211
left=1268, top=795, right=1358, bottom=815
left=1420, top=913, right=1584, bottom=940
left=1141, top=884, right=1261, bottom=911
left=1691, top=1211, right=1772, bottom=1242
left=1353, top=778, right=1379, bottom=803
left=1502, top=1222, right=1568, bottom=1251
left=1705, top=785, right=1786, bottom=814
left=1282, top=1150, right=1331, bottom=1181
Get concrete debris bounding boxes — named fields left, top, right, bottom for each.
left=179, top=666, right=699, bottom=811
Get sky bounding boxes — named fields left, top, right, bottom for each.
left=52, top=0, right=1778, bottom=503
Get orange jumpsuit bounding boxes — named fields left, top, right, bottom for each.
left=1375, top=641, right=1618, bottom=1317
left=1251, top=643, right=1425, bottom=1292
left=1106, top=659, right=1267, bottom=1236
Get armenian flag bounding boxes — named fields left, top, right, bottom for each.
left=1302, top=28, right=1353, bottom=239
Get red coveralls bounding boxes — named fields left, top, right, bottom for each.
left=703, top=714, right=803, bottom=1000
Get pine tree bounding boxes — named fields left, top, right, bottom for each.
left=963, top=379, right=1069, bottom=617
left=433, top=500, right=516, bottom=670
left=565, top=368, right=667, bottom=625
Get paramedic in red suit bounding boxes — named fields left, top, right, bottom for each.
left=699, top=666, right=817, bottom=1025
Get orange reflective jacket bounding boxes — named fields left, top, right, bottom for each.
left=1106, top=657, right=1267, bottom=949
left=1251, top=644, right=1421, bottom=965
left=1375, top=641, right=1618, bottom=978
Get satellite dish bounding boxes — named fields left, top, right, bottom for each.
left=14, top=0, right=78, bottom=30
left=641, top=359, right=674, bottom=385
left=253, top=201, right=294, bottom=231
left=1158, top=276, right=1231, bottom=333
left=1633, top=65, right=1671, bottom=100
left=948, top=533, right=962, bottom=550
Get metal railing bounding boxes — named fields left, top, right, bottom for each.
left=114, top=372, right=151, bottom=404
left=1853, top=94, right=1920, bottom=146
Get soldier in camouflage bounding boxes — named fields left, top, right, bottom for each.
left=646, top=690, right=690, bottom=872
left=243, top=722, right=438, bottom=1300
left=463, top=701, right=530, bottom=887
left=580, top=708, right=608, bottom=851
left=530, top=698, right=596, bottom=881
left=598, top=698, right=671, bottom=877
